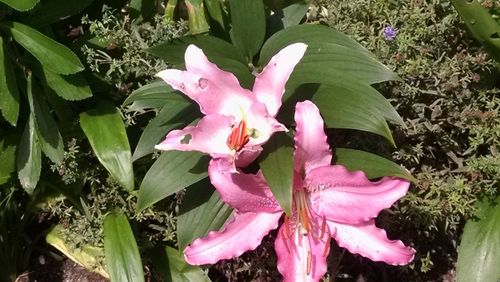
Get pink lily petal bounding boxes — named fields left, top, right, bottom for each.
left=294, top=101, right=332, bottom=175
left=246, top=102, right=287, bottom=146
left=184, top=211, right=282, bottom=265
left=208, top=158, right=281, bottom=213
left=275, top=224, right=329, bottom=282
left=234, top=145, right=262, bottom=168
left=156, top=45, right=253, bottom=118
left=306, top=165, right=410, bottom=224
left=253, top=43, right=308, bottom=116
left=155, top=114, right=233, bottom=157
left=329, top=220, right=415, bottom=265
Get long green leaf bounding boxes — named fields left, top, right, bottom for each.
left=16, top=114, right=42, bottom=194
left=104, top=211, right=144, bottom=282
left=6, top=21, right=84, bottom=74
left=132, top=102, right=197, bottom=161
left=335, top=148, right=414, bottom=181
left=457, top=196, right=500, bottom=282
left=0, top=0, right=38, bottom=11
left=123, top=81, right=186, bottom=112
left=229, top=0, right=265, bottom=60
left=137, top=151, right=209, bottom=212
left=259, top=132, right=294, bottom=216
left=0, top=133, right=17, bottom=185
left=80, top=102, right=134, bottom=191
left=27, top=76, right=64, bottom=164
left=311, top=85, right=395, bottom=146
left=259, top=24, right=397, bottom=85
left=149, top=246, right=210, bottom=282
left=177, top=179, right=233, bottom=250
left=42, top=67, right=92, bottom=101
left=0, top=36, right=20, bottom=126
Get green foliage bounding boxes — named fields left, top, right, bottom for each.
left=456, top=196, right=500, bottom=282
left=80, top=102, right=135, bottom=191
left=451, top=0, right=500, bottom=62
left=104, top=211, right=144, bottom=282
left=81, top=7, right=187, bottom=90
left=315, top=0, right=499, bottom=279
left=259, top=132, right=294, bottom=216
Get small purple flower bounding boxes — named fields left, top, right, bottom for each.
left=383, top=25, right=398, bottom=41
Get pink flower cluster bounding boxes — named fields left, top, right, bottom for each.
left=155, top=44, right=415, bottom=281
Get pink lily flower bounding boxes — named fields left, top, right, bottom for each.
left=155, top=43, right=308, bottom=169
left=184, top=101, right=415, bottom=281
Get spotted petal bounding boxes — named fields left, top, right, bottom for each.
left=275, top=224, right=329, bottom=282
left=208, top=158, right=281, bottom=213
left=306, top=165, right=410, bottom=224
left=329, top=220, right=415, bottom=265
left=184, top=211, right=282, bottom=265
left=156, top=45, right=253, bottom=118
left=155, top=114, right=233, bottom=157
left=294, top=101, right=332, bottom=174
left=253, top=43, right=308, bottom=116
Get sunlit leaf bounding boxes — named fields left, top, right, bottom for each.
left=335, top=148, right=414, bottom=181
left=457, top=196, right=500, bottom=282
left=0, top=0, right=38, bottom=11
left=6, top=21, right=84, bottom=74
left=229, top=0, right=265, bottom=60
left=0, top=36, right=20, bottom=126
left=80, top=102, right=134, bottom=191
left=136, top=151, right=209, bottom=212
left=104, top=211, right=144, bottom=282
left=17, top=115, right=41, bottom=194
left=259, top=132, right=294, bottom=216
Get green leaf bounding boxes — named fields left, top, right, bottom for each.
left=205, top=0, right=225, bottom=31
left=6, top=21, right=84, bottom=74
left=311, top=85, right=395, bottom=146
left=451, top=0, right=500, bottom=62
left=27, top=76, right=64, bottom=164
left=259, top=24, right=397, bottom=85
left=16, top=115, right=42, bottom=194
left=0, top=0, right=38, bottom=11
left=132, top=102, right=197, bottom=161
left=0, top=36, right=20, bottom=126
left=267, top=1, right=309, bottom=34
left=104, top=211, right=144, bottom=282
left=148, top=35, right=246, bottom=66
left=457, top=196, right=500, bottom=282
left=335, top=148, right=414, bottom=181
left=229, top=0, right=265, bottom=60
left=177, top=179, right=233, bottom=250
left=24, top=0, right=94, bottom=26
left=259, top=132, right=294, bottom=216
left=149, top=246, right=210, bottom=282
left=0, top=133, right=17, bottom=185
left=41, top=67, right=92, bottom=101
left=80, top=102, right=134, bottom=191
left=136, top=151, right=209, bottom=212
left=123, top=81, right=186, bottom=112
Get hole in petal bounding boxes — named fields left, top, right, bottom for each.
left=180, top=134, right=192, bottom=144
left=198, top=78, right=208, bottom=89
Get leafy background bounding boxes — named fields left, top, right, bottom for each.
left=0, top=0, right=498, bottom=281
